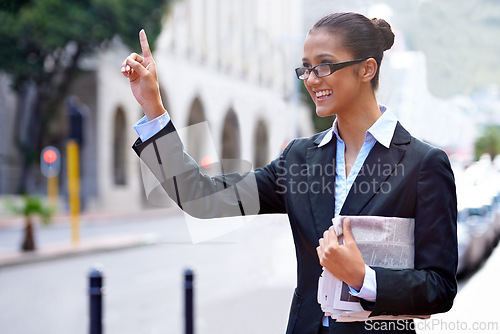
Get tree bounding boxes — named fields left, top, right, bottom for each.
left=5, top=196, right=54, bottom=251
left=0, top=0, right=169, bottom=193
left=474, top=125, right=500, bottom=160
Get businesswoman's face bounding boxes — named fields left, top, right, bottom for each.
left=301, top=29, right=364, bottom=118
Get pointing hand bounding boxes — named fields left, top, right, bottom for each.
left=121, top=29, right=165, bottom=120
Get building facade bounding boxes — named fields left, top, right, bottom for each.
left=0, top=0, right=490, bottom=213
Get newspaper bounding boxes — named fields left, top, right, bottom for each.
left=317, top=215, right=430, bottom=322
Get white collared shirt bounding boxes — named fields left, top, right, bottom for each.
left=134, top=106, right=400, bottom=325
left=134, top=113, right=171, bottom=142
left=319, top=105, right=398, bottom=219
left=320, top=106, right=399, bottom=327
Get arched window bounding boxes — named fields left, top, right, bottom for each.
left=113, top=107, right=127, bottom=185
left=253, top=119, right=269, bottom=168
left=187, top=97, right=207, bottom=164
left=221, top=108, right=241, bottom=160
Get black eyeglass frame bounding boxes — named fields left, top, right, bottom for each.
left=295, top=58, right=369, bottom=80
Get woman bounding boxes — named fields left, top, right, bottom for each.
left=122, top=12, right=457, bottom=334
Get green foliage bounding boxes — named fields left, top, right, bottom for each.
left=0, top=0, right=168, bottom=90
left=5, top=196, right=55, bottom=225
left=474, top=125, right=500, bottom=161
left=0, top=0, right=170, bottom=193
left=0, top=0, right=32, bottom=13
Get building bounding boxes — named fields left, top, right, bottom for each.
left=0, top=0, right=313, bottom=213
left=0, top=0, right=493, bottom=212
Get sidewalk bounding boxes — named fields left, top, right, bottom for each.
left=0, top=233, right=159, bottom=268
left=0, top=206, right=179, bottom=229
left=0, top=207, right=181, bottom=268
left=415, top=244, right=500, bottom=333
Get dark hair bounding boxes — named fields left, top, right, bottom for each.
left=310, top=12, right=395, bottom=90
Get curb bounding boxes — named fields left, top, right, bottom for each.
left=0, top=233, right=159, bottom=268
left=0, top=207, right=182, bottom=229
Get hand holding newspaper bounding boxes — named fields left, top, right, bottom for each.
left=317, top=215, right=430, bottom=322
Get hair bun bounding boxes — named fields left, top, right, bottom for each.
left=371, top=18, right=395, bottom=51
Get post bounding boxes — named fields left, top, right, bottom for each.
left=184, top=268, right=194, bottom=334
left=89, top=266, right=104, bottom=334
left=41, top=146, right=61, bottom=209
left=67, top=139, right=80, bottom=245
left=47, top=175, right=58, bottom=207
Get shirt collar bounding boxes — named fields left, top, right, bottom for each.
left=318, top=105, right=398, bottom=149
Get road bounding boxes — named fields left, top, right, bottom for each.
left=1, top=208, right=499, bottom=333
left=415, top=243, right=500, bottom=334
left=0, top=210, right=297, bottom=334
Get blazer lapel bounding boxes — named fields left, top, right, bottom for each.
left=340, top=122, right=410, bottom=215
left=307, top=135, right=337, bottom=238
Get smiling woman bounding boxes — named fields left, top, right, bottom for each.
left=122, top=11, right=457, bottom=334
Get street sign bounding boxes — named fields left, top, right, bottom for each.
left=41, top=146, right=61, bottom=178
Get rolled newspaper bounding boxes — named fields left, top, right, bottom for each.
left=317, top=215, right=430, bottom=322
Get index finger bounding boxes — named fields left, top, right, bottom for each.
left=327, top=225, right=339, bottom=246
left=342, top=218, right=354, bottom=245
left=139, top=29, right=152, bottom=58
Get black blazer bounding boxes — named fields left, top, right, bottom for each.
left=133, top=121, right=458, bottom=334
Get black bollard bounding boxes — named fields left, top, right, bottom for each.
left=89, top=266, right=104, bottom=334
left=184, top=268, right=194, bottom=334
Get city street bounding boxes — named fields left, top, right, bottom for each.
left=1, top=208, right=499, bottom=333
left=1, top=1, right=499, bottom=334
left=0, top=209, right=297, bottom=334
left=416, top=244, right=500, bottom=334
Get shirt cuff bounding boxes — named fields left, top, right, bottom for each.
left=348, top=265, right=377, bottom=302
left=133, top=112, right=171, bottom=142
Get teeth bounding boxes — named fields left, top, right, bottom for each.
left=315, top=90, right=332, bottom=98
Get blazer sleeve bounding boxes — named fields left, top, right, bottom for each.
left=365, top=147, right=458, bottom=316
left=132, top=121, right=289, bottom=218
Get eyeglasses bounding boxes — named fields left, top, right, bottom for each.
left=295, top=58, right=369, bottom=80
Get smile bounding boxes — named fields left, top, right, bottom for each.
left=315, top=89, right=333, bottom=101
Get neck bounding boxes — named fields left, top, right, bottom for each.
left=336, top=94, right=381, bottom=150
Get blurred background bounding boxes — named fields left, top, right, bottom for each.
left=1, top=0, right=500, bottom=333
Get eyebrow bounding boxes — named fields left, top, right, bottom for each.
left=302, top=53, right=337, bottom=62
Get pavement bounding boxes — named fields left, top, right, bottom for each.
left=2, top=208, right=500, bottom=333
left=416, top=243, right=500, bottom=333
left=0, top=207, right=179, bottom=268
left=0, top=210, right=296, bottom=334
left=0, top=233, right=159, bottom=267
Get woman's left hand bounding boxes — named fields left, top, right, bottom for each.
left=317, top=218, right=366, bottom=291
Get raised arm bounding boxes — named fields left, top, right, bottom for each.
left=122, top=30, right=268, bottom=219
left=121, top=29, right=165, bottom=121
